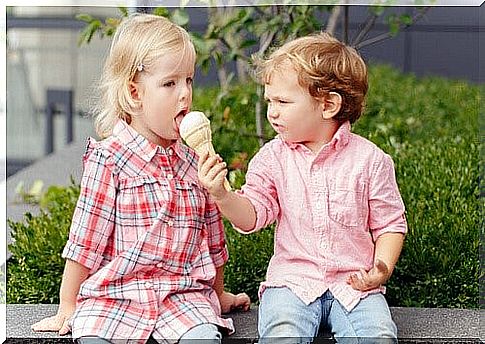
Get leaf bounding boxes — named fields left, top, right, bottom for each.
left=171, top=9, right=189, bottom=27
left=75, top=13, right=94, bottom=23
left=152, top=7, right=170, bottom=18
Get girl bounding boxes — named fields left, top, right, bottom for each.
left=32, top=13, right=250, bottom=344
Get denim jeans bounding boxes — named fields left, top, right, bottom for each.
left=258, top=287, right=397, bottom=344
left=76, top=323, right=221, bottom=344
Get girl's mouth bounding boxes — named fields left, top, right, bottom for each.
left=175, top=110, right=188, bottom=134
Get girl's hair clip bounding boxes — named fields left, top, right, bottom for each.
left=136, top=63, right=144, bottom=72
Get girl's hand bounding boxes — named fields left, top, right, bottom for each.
left=346, top=259, right=389, bottom=292
left=198, top=151, right=229, bottom=201
left=31, top=307, right=74, bottom=335
left=218, top=291, right=251, bottom=314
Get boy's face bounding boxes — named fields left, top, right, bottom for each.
left=264, top=63, right=335, bottom=153
left=129, top=50, right=195, bottom=148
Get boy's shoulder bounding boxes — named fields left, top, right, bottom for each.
left=347, top=132, right=391, bottom=161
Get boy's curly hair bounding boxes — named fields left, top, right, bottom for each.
left=254, top=32, right=368, bottom=124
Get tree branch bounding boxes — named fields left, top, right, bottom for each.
left=326, top=6, right=341, bottom=35
left=351, top=12, right=378, bottom=47
left=355, top=7, right=431, bottom=50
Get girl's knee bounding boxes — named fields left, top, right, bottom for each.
left=178, top=323, right=222, bottom=343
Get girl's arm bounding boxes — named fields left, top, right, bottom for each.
left=31, top=259, right=89, bottom=334
left=213, top=265, right=251, bottom=314
left=198, top=151, right=257, bottom=232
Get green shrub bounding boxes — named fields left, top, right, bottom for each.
left=7, top=65, right=481, bottom=308
left=7, top=183, right=80, bottom=303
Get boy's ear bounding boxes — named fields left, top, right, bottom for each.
left=321, top=92, right=342, bottom=120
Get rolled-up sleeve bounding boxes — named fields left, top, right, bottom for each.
left=368, top=153, right=407, bottom=240
left=62, top=139, right=116, bottom=272
left=236, top=145, right=280, bottom=233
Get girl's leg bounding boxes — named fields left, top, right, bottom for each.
left=76, top=337, right=113, bottom=344
left=258, top=287, right=322, bottom=344
left=178, top=323, right=222, bottom=344
left=328, top=293, right=397, bottom=344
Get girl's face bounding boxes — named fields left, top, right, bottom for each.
left=264, top=63, right=337, bottom=153
left=130, top=50, right=195, bottom=147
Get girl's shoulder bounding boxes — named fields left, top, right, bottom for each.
left=82, top=135, right=128, bottom=173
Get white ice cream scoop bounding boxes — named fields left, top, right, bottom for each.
left=180, top=111, right=231, bottom=191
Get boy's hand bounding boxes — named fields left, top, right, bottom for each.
left=198, top=151, right=229, bottom=201
left=31, top=307, right=74, bottom=335
left=218, top=291, right=251, bottom=314
left=346, top=259, right=389, bottom=292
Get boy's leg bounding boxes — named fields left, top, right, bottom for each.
left=258, top=287, right=321, bottom=344
left=178, top=323, right=222, bottom=343
left=327, top=293, right=397, bottom=344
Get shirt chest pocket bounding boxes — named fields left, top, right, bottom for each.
left=327, top=182, right=367, bottom=227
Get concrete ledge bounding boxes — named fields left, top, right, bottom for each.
left=6, top=304, right=483, bottom=343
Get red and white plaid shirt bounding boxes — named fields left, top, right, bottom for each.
left=62, top=120, right=233, bottom=343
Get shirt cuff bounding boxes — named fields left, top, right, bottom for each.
left=210, top=246, right=229, bottom=268
left=62, top=240, right=104, bottom=273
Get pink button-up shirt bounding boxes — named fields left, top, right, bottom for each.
left=237, top=121, right=407, bottom=311
left=62, top=120, right=233, bottom=343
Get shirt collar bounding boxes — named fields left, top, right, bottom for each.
left=113, top=120, right=184, bottom=162
left=280, top=121, right=351, bottom=153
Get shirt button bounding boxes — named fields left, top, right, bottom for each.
left=167, top=148, right=173, bottom=155
left=157, top=262, right=163, bottom=268
left=167, top=220, right=174, bottom=227
left=167, top=174, right=173, bottom=179
left=145, top=281, right=153, bottom=289
left=147, top=319, right=156, bottom=326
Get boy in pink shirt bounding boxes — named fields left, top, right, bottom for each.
left=198, top=32, right=407, bottom=343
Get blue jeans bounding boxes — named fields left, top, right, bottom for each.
left=76, top=323, right=221, bottom=344
left=258, top=287, right=397, bottom=344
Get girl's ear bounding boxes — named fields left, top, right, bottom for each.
left=130, top=81, right=140, bottom=101
left=321, top=92, right=342, bottom=120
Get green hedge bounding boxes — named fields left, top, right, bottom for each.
left=7, top=65, right=481, bottom=308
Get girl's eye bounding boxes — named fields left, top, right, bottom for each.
left=186, top=77, right=193, bottom=85
left=163, top=81, right=175, bottom=87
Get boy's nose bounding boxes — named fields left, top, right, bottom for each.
left=267, top=108, right=279, bottom=119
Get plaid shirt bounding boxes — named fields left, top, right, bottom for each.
left=62, top=120, right=233, bottom=343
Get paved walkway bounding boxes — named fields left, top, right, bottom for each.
left=5, top=140, right=86, bottom=261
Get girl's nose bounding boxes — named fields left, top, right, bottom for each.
left=179, top=83, right=191, bottom=101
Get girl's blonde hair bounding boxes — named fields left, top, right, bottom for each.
left=255, top=32, right=368, bottom=124
left=94, top=13, right=196, bottom=138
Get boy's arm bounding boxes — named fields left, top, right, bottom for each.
left=374, top=231, right=405, bottom=280
left=347, top=232, right=404, bottom=291
left=198, top=151, right=257, bottom=232
left=31, top=259, right=89, bottom=334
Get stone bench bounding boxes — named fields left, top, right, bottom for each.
left=6, top=304, right=482, bottom=343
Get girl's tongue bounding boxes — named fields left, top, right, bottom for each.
left=174, top=111, right=186, bottom=134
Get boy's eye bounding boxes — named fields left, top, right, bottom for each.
left=186, top=77, right=193, bottom=85
left=163, top=81, right=175, bottom=87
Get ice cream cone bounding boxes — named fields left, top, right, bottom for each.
left=180, top=111, right=231, bottom=191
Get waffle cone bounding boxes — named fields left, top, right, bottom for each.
left=181, top=123, right=231, bottom=191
